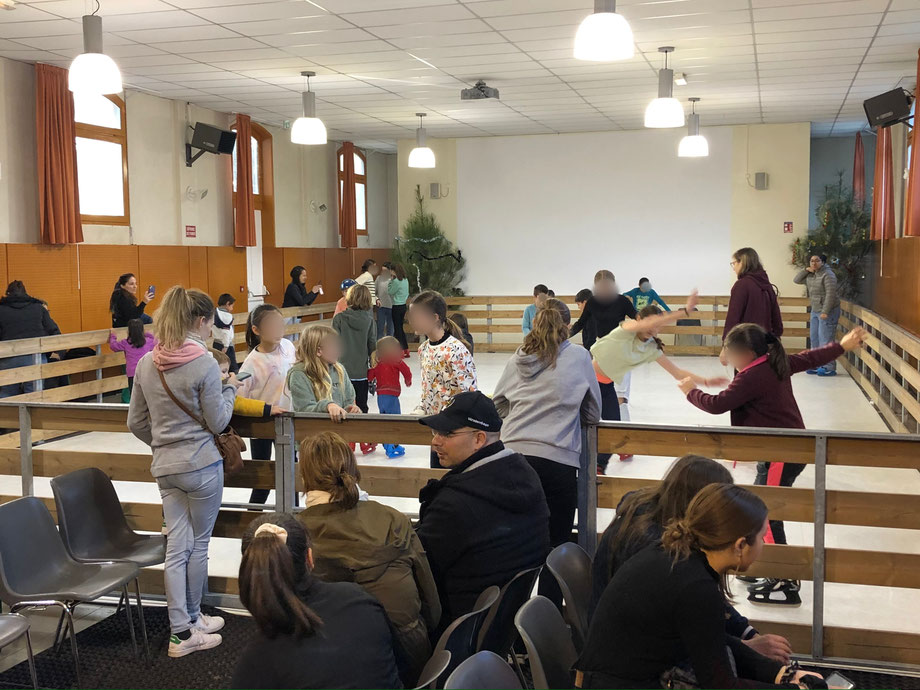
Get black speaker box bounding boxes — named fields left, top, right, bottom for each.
left=191, top=122, right=237, bottom=155
left=863, top=88, right=913, bottom=128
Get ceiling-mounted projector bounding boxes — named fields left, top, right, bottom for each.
left=461, top=80, right=500, bottom=101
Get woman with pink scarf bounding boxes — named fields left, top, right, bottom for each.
left=128, top=286, right=238, bottom=659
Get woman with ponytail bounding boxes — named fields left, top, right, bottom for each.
left=679, top=322, right=868, bottom=606
left=233, top=513, right=401, bottom=689
left=578, top=484, right=825, bottom=689
left=296, top=432, right=440, bottom=686
left=493, top=300, right=600, bottom=606
left=128, top=286, right=238, bottom=658
left=407, top=290, right=478, bottom=468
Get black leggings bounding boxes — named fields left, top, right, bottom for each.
left=598, top=381, right=621, bottom=471
left=392, top=304, right=409, bottom=350
left=352, top=379, right=369, bottom=414
left=754, top=461, right=805, bottom=545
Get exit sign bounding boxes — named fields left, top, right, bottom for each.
left=783, top=221, right=793, bottom=234
left=185, top=225, right=196, bottom=238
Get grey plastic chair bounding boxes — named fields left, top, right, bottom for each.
left=51, top=467, right=165, bottom=660
left=445, top=650, right=522, bottom=690
left=413, top=650, right=451, bottom=690
left=0, top=496, right=140, bottom=687
left=545, top=543, right=593, bottom=651
left=431, top=586, right=500, bottom=688
left=0, top=613, right=37, bottom=689
left=514, top=596, right=578, bottom=690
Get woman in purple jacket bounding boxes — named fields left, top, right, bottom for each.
left=721, top=248, right=783, bottom=366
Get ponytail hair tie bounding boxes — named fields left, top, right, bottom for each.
left=254, top=523, right=288, bottom=544
left=764, top=333, right=778, bottom=345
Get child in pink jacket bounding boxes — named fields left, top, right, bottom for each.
left=110, top=318, right=156, bottom=403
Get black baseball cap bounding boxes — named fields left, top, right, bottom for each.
left=419, top=391, right=503, bottom=434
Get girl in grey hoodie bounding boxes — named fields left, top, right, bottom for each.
left=493, top=301, right=601, bottom=604
left=128, top=287, right=237, bottom=659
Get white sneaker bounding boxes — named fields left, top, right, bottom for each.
left=168, top=629, right=222, bottom=658
left=193, top=613, right=225, bottom=634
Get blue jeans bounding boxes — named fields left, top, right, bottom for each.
left=378, top=395, right=401, bottom=452
left=377, top=306, right=394, bottom=338
left=157, top=461, right=223, bottom=633
left=810, top=306, right=840, bottom=372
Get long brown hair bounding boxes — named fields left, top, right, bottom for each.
left=724, top=323, right=790, bottom=380
left=239, top=513, right=323, bottom=639
left=521, top=304, right=570, bottom=367
left=732, top=247, right=764, bottom=277
left=392, top=263, right=406, bottom=281
left=153, top=286, right=213, bottom=349
left=637, top=304, right=665, bottom=351
left=661, top=484, right=767, bottom=601
left=411, top=290, right=471, bottom=351
left=600, top=455, right=732, bottom=581
left=299, top=431, right=361, bottom=509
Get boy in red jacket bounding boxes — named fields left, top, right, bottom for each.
left=369, top=336, right=412, bottom=458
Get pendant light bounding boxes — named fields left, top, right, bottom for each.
left=69, top=1, right=122, bottom=95
left=291, top=71, right=327, bottom=145
left=678, top=98, right=709, bottom=158
left=574, top=0, right=634, bottom=62
left=408, top=113, right=435, bottom=169
left=644, top=47, right=684, bottom=129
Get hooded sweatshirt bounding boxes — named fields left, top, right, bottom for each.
left=493, top=341, right=601, bottom=467
left=0, top=294, right=60, bottom=342
left=300, top=499, right=441, bottom=682
left=211, top=307, right=234, bottom=349
left=723, top=270, right=784, bottom=338
left=127, top=336, right=236, bottom=478
left=416, top=442, right=550, bottom=622
left=570, top=294, right=637, bottom=350
left=332, top=307, right=376, bottom=380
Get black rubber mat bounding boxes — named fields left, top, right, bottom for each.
left=0, top=605, right=255, bottom=689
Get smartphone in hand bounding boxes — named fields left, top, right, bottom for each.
left=236, top=371, right=252, bottom=381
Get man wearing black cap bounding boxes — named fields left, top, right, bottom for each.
left=416, top=391, right=550, bottom=627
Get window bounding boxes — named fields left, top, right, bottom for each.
left=338, top=146, right=368, bottom=235
left=74, top=93, right=129, bottom=226
left=232, top=135, right=261, bottom=198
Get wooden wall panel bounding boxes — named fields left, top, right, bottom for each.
left=205, top=247, right=247, bottom=304
left=0, top=245, right=8, bottom=294
left=6, top=244, right=82, bottom=335
left=868, top=238, right=920, bottom=338
left=282, top=248, right=326, bottom=295
left=323, top=249, right=354, bottom=296
left=137, top=248, right=191, bottom=309
left=78, top=245, right=139, bottom=332
left=348, top=248, right=391, bottom=277
left=261, top=247, right=284, bottom=307
left=188, top=246, right=209, bottom=299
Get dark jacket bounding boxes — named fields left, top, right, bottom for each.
left=571, top=295, right=637, bottom=350
left=283, top=281, right=319, bottom=308
left=723, top=270, right=783, bottom=338
left=111, top=290, right=148, bottom=328
left=416, top=442, right=550, bottom=624
left=578, top=546, right=787, bottom=689
left=0, top=294, right=61, bottom=342
left=688, top=343, right=843, bottom=429
left=232, top=579, right=402, bottom=690
left=333, top=307, right=376, bottom=380
left=300, top=500, right=441, bottom=684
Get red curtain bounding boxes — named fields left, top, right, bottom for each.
left=870, top=126, right=895, bottom=241
left=904, top=49, right=920, bottom=237
left=35, top=64, right=82, bottom=245
left=339, top=141, right=358, bottom=249
left=233, top=114, right=256, bottom=247
left=853, top=132, right=865, bottom=208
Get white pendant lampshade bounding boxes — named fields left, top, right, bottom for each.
left=408, top=113, right=435, bottom=169
left=69, top=13, right=121, bottom=95
left=678, top=98, right=709, bottom=158
left=291, top=71, right=327, bottom=145
left=644, top=47, right=684, bottom=129
left=574, top=0, right=634, bottom=62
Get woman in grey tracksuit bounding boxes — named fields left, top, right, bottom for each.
left=794, top=254, right=840, bottom=374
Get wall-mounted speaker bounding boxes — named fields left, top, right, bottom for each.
left=430, top=182, right=442, bottom=199
left=863, top=88, right=913, bottom=129
left=755, top=172, right=769, bottom=190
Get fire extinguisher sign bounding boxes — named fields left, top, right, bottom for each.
left=783, top=221, right=793, bottom=234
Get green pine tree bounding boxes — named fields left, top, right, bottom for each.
left=790, top=172, right=872, bottom=300
left=391, top=185, right=466, bottom=295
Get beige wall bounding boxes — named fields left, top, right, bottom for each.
left=396, top=137, right=457, bottom=243
left=0, top=58, right=39, bottom=244
left=729, top=123, right=811, bottom=296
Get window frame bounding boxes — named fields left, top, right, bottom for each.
left=231, top=132, right=265, bottom=211
left=75, top=94, right=130, bottom=227
left=337, top=146, right=368, bottom=236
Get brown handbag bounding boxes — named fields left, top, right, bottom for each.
left=157, top=369, right=246, bottom=475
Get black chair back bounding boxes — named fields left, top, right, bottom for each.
left=514, top=596, right=577, bottom=690
left=545, top=543, right=592, bottom=651
left=445, top=650, right=522, bottom=690
left=478, top=565, right=542, bottom=655
left=432, top=586, right=500, bottom=687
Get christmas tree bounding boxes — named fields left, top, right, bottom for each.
left=790, top=172, right=871, bottom=300
left=391, top=185, right=466, bottom=295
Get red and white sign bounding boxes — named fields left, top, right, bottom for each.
left=185, top=225, right=196, bottom=238
left=783, top=221, right=793, bottom=234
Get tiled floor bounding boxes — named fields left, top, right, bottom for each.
left=1, top=352, right=915, bottom=672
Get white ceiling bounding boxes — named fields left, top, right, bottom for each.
left=0, top=0, right=918, bottom=151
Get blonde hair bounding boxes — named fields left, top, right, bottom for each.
left=521, top=305, right=570, bottom=367
left=299, top=432, right=361, bottom=510
left=594, top=269, right=616, bottom=284
left=346, top=284, right=372, bottom=311
left=376, top=335, right=401, bottom=356
left=294, top=325, right=347, bottom=400
left=209, top=348, right=230, bottom=367
left=154, top=286, right=213, bottom=349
